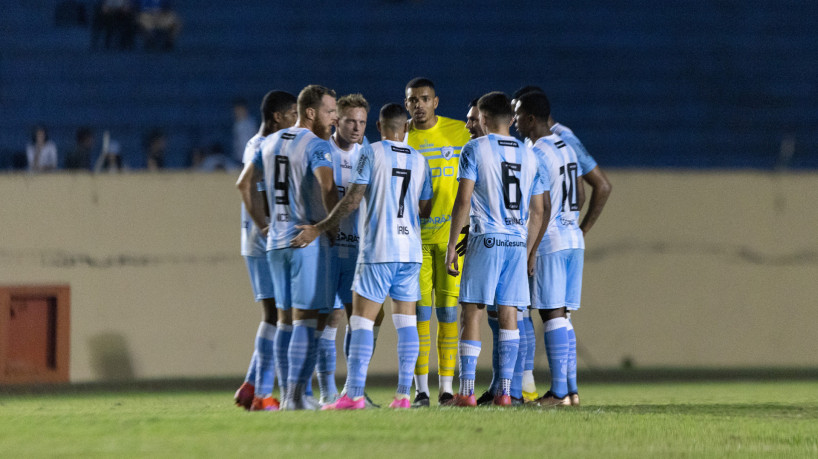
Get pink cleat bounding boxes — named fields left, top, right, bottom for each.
left=389, top=397, right=411, bottom=409
left=320, top=394, right=365, bottom=411
left=234, top=382, right=255, bottom=410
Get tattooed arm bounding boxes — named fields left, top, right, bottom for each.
left=290, top=183, right=367, bottom=248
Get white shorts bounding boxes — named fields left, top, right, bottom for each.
left=530, top=248, right=584, bottom=310
left=459, top=234, right=530, bottom=309
left=352, top=262, right=422, bottom=304
left=244, top=255, right=275, bottom=301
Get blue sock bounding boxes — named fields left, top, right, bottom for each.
left=287, top=319, right=316, bottom=390
left=345, top=315, right=374, bottom=398
left=497, top=328, right=520, bottom=395
left=244, top=351, right=257, bottom=385
left=303, top=329, right=320, bottom=396
left=274, top=323, right=292, bottom=398
left=254, top=322, right=277, bottom=396
left=393, top=314, right=419, bottom=397
left=544, top=317, right=569, bottom=398
left=317, top=326, right=338, bottom=399
left=487, top=316, right=500, bottom=394
left=458, top=340, right=481, bottom=396
left=567, top=318, right=578, bottom=394
left=343, top=324, right=351, bottom=361
left=523, top=311, right=536, bottom=373
left=511, top=315, right=525, bottom=399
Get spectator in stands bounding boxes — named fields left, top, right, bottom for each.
left=137, top=0, right=181, bottom=51
left=145, top=128, right=166, bottom=170
left=66, top=126, right=94, bottom=170
left=26, top=125, right=58, bottom=172
left=193, top=142, right=240, bottom=172
left=91, top=0, right=137, bottom=50
left=232, top=98, right=256, bottom=164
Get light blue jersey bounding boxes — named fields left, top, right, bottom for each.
left=241, top=134, right=267, bottom=257
left=532, top=134, right=585, bottom=254
left=458, top=134, right=547, bottom=239
left=351, top=139, right=433, bottom=263
left=253, top=127, right=333, bottom=250
left=550, top=123, right=598, bottom=175
left=329, top=136, right=362, bottom=259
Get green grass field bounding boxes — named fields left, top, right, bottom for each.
left=2, top=381, right=817, bottom=458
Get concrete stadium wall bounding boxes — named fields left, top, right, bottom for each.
left=2, top=170, right=817, bottom=383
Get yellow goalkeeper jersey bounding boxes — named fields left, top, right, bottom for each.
left=406, top=115, right=472, bottom=244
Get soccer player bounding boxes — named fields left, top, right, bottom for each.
left=234, top=90, right=298, bottom=411
left=514, top=91, right=587, bottom=407
left=292, top=103, right=433, bottom=410
left=445, top=92, right=547, bottom=407
left=404, top=77, right=472, bottom=406
left=513, top=86, right=612, bottom=406
left=465, top=98, right=485, bottom=140
left=237, top=84, right=340, bottom=410
left=317, top=93, right=369, bottom=406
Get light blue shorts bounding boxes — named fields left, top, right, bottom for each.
left=267, top=242, right=333, bottom=311
left=330, top=250, right=358, bottom=309
left=244, top=255, right=275, bottom=301
left=530, top=248, right=584, bottom=310
left=459, top=234, right=530, bottom=309
left=352, top=262, right=422, bottom=304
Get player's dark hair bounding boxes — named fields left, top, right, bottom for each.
left=406, top=77, right=435, bottom=91
left=380, top=103, right=407, bottom=124
left=512, top=85, right=545, bottom=100
left=517, top=92, right=551, bottom=121
left=31, top=124, right=48, bottom=143
left=260, top=90, right=297, bottom=122
left=477, top=91, right=513, bottom=120
left=76, top=126, right=93, bottom=143
left=297, top=85, right=337, bottom=118
left=468, top=98, right=480, bottom=109
left=233, top=97, right=248, bottom=108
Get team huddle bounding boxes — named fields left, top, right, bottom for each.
left=234, top=78, right=611, bottom=410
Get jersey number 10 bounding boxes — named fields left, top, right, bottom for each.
left=559, top=162, right=579, bottom=211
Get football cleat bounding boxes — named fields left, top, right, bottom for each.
left=534, top=391, right=571, bottom=408
left=319, top=393, right=340, bottom=407
left=234, top=382, right=255, bottom=410
left=493, top=393, right=512, bottom=407
left=249, top=396, right=280, bottom=411
left=569, top=393, right=580, bottom=407
left=522, top=390, right=540, bottom=402
left=388, top=397, right=411, bottom=409
left=321, top=394, right=366, bottom=411
left=411, top=392, right=430, bottom=408
left=302, top=394, right=319, bottom=411
left=438, top=392, right=454, bottom=405
left=475, top=390, right=494, bottom=406
left=510, top=396, right=524, bottom=406
left=442, top=394, right=477, bottom=407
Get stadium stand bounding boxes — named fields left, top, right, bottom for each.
left=1, top=0, right=816, bottom=169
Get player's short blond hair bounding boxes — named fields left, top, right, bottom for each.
left=337, top=93, right=370, bottom=117
left=297, top=85, right=336, bottom=118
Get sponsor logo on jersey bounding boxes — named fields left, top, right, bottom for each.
left=558, top=216, right=576, bottom=226
left=441, top=146, right=454, bottom=159
left=498, top=140, right=519, bottom=148
left=281, top=133, right=297, bottom=140
left=483, top=237, right=525, bottom=248
left=356, top=154, right=368, bottom=174
left=341, top=159, right=352, bottom=169
left=276, top=213, right=290, bottom=222
left=391, top=146, right=411, bottom=154
left=504, top=216, right=525, bottom=226
left=335, top=231, right=359, bottom=244
left=420, top=214, right=451, bottom=225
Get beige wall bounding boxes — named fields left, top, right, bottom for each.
left=1, top=170, right=816, bottom=383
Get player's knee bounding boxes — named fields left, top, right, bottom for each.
left=435, top=306, right=458, bottom=323
left=417, top=304, right=433, bottom=322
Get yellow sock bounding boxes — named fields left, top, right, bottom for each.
left=415, top=316, right=431, bottom=377
left=437, top=321, right=458, bottom=378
